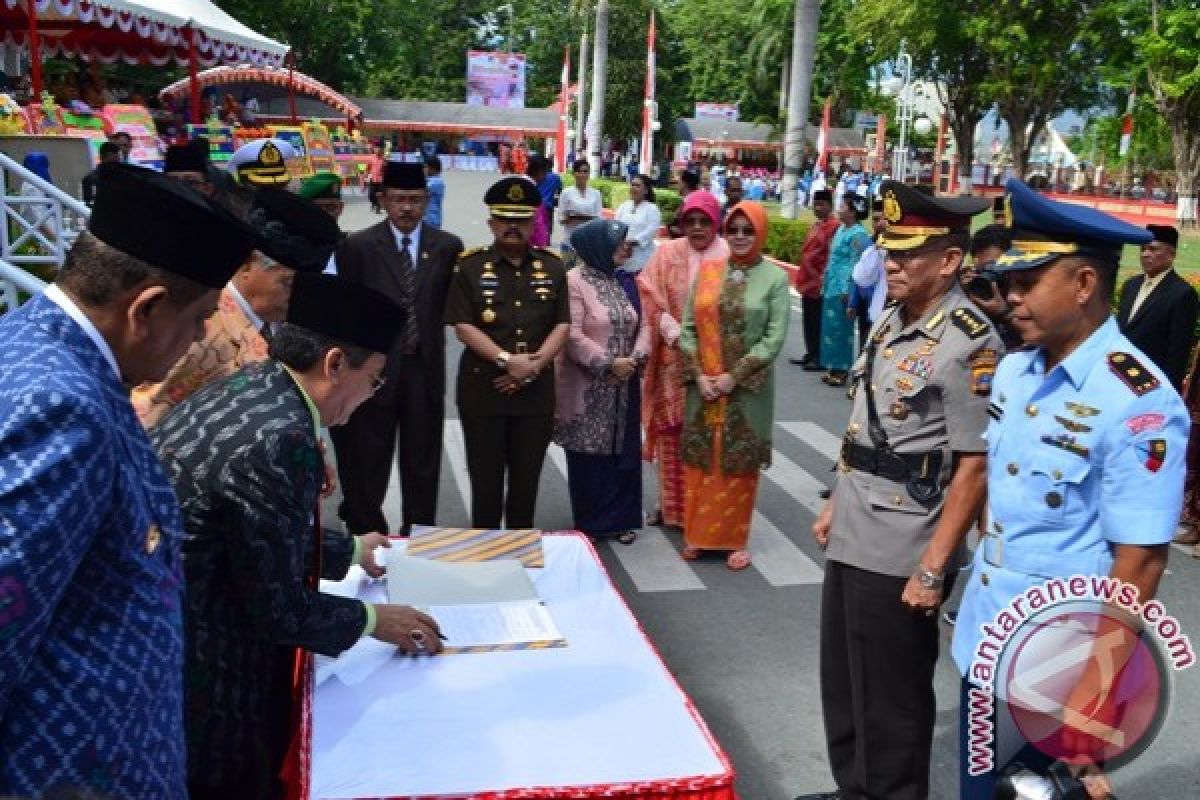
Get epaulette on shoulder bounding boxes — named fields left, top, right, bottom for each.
left=1108, top=351, right=1161, bottom=396
left=458, top=245, right=487, bottom=261
left=950, top=306, right=990, bottom=340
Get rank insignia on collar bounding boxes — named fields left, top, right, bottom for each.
left=1108, top=351, right=1160, bottom=396
left=1054, top=414, right=1092, bottom=433
left=925, top=309, right=947, bottom=331
left=1064, top=401, right=1101, bottom=418
left=950, top=307, right=989, bottom=339
left=1136, top=438, right=1167, bottom=472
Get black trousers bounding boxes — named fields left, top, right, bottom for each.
left=802, top=295, right=823, bottom=362
left=330, top=355, right=442, bottom=534
left=459, top=413, right=553, bottom=528
left=820, top=560, right=953, bottom=800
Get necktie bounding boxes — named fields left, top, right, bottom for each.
left=1128, top=277, right=1156, bottom=320
left=399, top=236, right=418, bottom=354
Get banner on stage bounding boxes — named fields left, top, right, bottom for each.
left=466, top=51, right=527, bottom=109
left=694, top=102, right=739, bottom=122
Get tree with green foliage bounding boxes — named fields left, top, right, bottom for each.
left=1116, top=0, right=1200, bottom=225
left=851, top=0, right=993, bottom=192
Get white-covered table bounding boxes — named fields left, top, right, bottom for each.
left=307, top=533, right=734, bottom=799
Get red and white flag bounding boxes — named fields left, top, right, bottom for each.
left=1119, top=86, right=1136, bottom=158
left=556, top=45, right=570, bottom=173
left=816, top=97, right=833, bottom=173
left=639, top=11, right=656, bottom=174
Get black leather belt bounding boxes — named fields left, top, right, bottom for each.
left=841, top=442, right=946, bottom=508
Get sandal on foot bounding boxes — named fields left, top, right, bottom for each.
left=681, top=546, right=701, bottom=560
left=616, top=530, right=638, bottom=545
left=822, top=372, right=848, bottom=387
left=726, top=550, right=752, bottom=571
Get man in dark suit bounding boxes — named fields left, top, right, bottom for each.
left=331, top=161, right=464, bottom=535
left=152, top=274, right=443, bottom=800
left=1116, top=223, right=1199, bottom=390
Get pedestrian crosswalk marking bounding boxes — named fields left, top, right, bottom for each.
left=748, top=510, right=824, bottom=586
left=431, top=421, right=837, bottom=592
left=443, top=419, right=473, bottom=514
left=777, top=420, right=843, bottom=461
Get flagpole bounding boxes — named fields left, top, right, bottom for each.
left=556, top=45, right=570, bottom=174
left=816, top=97, right=832, bottom=174
left=639, top=11, right=656, bottom=175
left=1119, top=82, right=1136, bottom=198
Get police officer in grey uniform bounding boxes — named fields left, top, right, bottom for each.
left=800, top=182, right=998, bottom=800
left=445, top=177, right=570, bottom=528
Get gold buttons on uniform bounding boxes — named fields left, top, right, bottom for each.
left=1007, top=463, right=1019, bottom=476
left=515, top=300, right=522, bottom=307
left=1025, top=404, right=1038, bottom=417
left=893, top=495, right=904, bottom=506
left=1045, top=491, right=1063, bottom=509
left=1052, top=469, right=1063, bottom=481
left=145, top=523, right=162, bottom=554
left=883, top=348, right=894, bottom=359
left=516, top=328, right=524, bottom=336
left=849, top=423, right=861, bottom=434
left=481, top=309, right=496, bottom=323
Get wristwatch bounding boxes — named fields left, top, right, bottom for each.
left=917, top=568, right=945, bottom=590
left=494, top=350, right=511, bottom=370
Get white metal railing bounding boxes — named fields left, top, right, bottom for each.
left=1, top=150, right=89, bottom=310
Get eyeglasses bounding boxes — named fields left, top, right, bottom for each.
left=726, top=225, right=756, bottom=236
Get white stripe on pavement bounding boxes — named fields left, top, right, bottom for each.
left=762, top=445, right=831, bottom=515
left=443, top=419, right=473, bottom=514
left=777, top=420, right=843, bottom=461
left=748, top=510, right=824, bottom=585
left=545, top=444, right=706, bottom=592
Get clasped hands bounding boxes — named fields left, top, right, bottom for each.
left=494, top=352, right=541, bottom=395
left=698, top=372, right=735, bottom=401
left=608, top=357, right=637, bottom=384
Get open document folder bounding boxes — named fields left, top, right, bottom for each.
left=386, top=550, right=566, bottom=653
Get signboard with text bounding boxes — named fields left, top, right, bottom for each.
left=694, top=102, right=739, bottom=122
left=466, top=51, right=527, bottom=109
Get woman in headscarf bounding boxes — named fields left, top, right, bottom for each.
left=637, top=190, right=730, bottom=528
left=678, top=202, right=790, bottom=570
left=819, top=194, right=872, bottom=386
left=555, top=219, right=651, bottom=544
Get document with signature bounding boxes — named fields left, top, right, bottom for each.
left=386, top=551, right=566, bottom=652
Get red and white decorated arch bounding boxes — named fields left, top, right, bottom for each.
left=159, top=65, right=361, bottom=120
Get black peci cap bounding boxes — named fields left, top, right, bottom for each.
left=246, top=188, right=341, bottom=274
left=89, top=163, right=253, bottom=289
left=286, top=273, right=404, bottom=354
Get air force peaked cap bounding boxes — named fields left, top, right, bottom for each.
left=994, top=178, right=1154, bottom=272
left=286, top=273, right=404, bottom=354
left=89, top=163, right=253, bottom=288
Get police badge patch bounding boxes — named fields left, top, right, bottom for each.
left=1136, top=439, right=1167, bottom=472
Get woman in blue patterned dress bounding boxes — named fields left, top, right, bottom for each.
left=819, top=194, right=872, bottom=386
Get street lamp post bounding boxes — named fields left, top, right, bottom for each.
left=892, top=46, right=913, bottom=182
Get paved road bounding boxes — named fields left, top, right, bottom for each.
left=332, top=173, right=1200, bottom=799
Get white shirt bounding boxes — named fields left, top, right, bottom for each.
left=615, top=199, right=662, bottom=272
left=226, top=282, right=265, bottom=331
left=558, top=186, right=603, bottom=238
left=851, top=244, right=888, bottom=322
left=390, top=220, right=422, bottom=266
left=323, top=253, right=338, bottom=276
left=44, top=283, right=121, bottom=380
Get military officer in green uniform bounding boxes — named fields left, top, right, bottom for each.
left=800, top=182, right=1000, bottom=800
left=445, top=177, right=570, bottom=528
